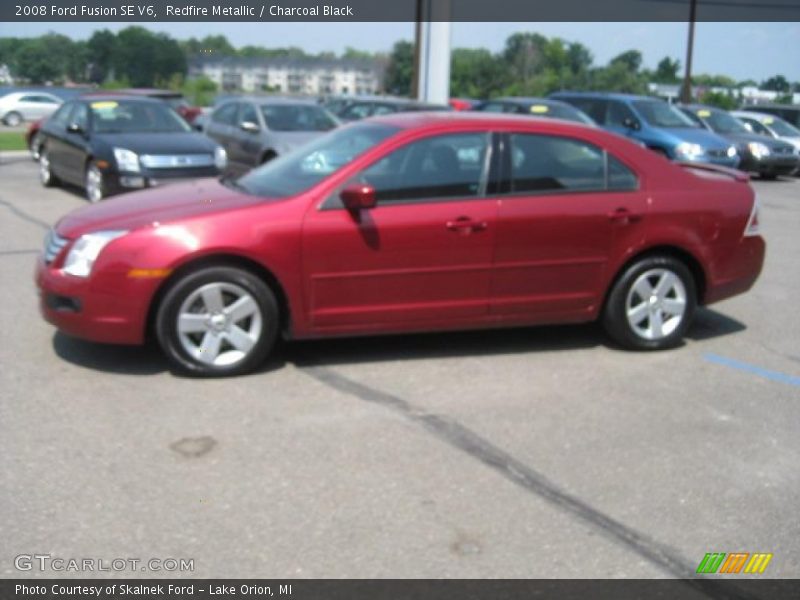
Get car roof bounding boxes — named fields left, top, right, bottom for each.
left=366, top=110, right=597, bottom=132
left=552, top=91, right=658, bottom=102
left=681, top=103, right=725, bottom=112
left=237, top=96, right=321, bottom=106
left=730, top=110, right=780, bottom=122
left=76, top=94, right=164, bottom=105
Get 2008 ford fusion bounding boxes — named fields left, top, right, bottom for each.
left=36, top=112, right=765, bottom=376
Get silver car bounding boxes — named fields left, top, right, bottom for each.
left=732, top=111, right=800, bottom=175
left=204, top=97, right=339, bottom=175
left=0, top=91, right=62, bottom=126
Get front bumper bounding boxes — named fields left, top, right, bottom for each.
left=103, top=166, right=221, bottom=196
left=743, top=154, right=800, bottom=176
left=35, top=256, right=159, bottom=345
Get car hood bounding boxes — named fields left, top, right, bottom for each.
left=93, top=131, right=219, bottom=155
left=716, top=131, right=792, bottom=150
left=55, top=178, right=264, bottom=238
left=660, top=127, right=732, bottom=150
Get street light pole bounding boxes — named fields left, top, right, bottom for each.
left=680, top=0, right=697, bottom=103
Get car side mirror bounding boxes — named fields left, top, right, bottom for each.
left=240, top=121, right=260, bottom=133
left=341, top=183, right=376, bottom=211
left=622, top=117, right=640, bottom=131
left=66, top=122, right=84, bottom=135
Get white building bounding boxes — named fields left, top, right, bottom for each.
left=189, top=56, right=385, bottom=96
left=0, top=64, right=14, bottom=85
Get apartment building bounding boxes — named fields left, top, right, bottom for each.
left=189, top=55, right=385, bottom=95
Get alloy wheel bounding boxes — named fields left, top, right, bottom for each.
left=625, top=268, right=687, bottom=341
left=176, top=282, right=264, bottom=367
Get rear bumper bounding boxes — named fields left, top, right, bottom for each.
left=704, top=236, right=766, bottom=305
left=35, top=257, right=157, bottom=345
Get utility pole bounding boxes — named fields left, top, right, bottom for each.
left=680, top=0, right=697, bottom=103
left=412, top=0, right=451, bottom=104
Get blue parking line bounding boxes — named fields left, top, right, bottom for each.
left=703, top=353, right=800, bottom=388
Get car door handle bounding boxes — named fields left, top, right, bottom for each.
left=446, top=216, right=488, bottom=234
left=608, top=207, right=643, bottom=224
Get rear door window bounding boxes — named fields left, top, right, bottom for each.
left=506, top=133, right=638, bottom=193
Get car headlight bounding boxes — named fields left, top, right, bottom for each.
left=675, top=142, right=704, bottom=160
left=748, top=142, right=770, bottom=159
left=113, top=148, right=140, bottom=173
left=727, top=145, right=737, bottom=158
left=214, top=146, right=227, bottom=170
left=62, top=230, right=128, bottom=278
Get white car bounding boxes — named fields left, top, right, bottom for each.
left=0, top=91, right=62, bottom=126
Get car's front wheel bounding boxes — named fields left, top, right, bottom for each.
left=155, top=266, right=279, bottom=376
left=84, top=161, right=105, bottom=203
left=602, top=256, right=696, bottom=350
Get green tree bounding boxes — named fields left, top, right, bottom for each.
left=11, top=39, right=62, bottom=83
left=182, top=76, right=218, bottom=106
left=699, top=90, right=737, bottom=110
left=761, top=74, right=790, bottom=92
left=653, top=57, right=681, bottom=83
left=384, top=40, right=413, bottom=96
left=111, top=27, right=186, bottom=87
left=450, top=48, right=508, bottom=98
left=87, top=29, right=117, bottom=83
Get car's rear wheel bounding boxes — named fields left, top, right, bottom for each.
left=603, top=256, right=696, bottom=350
left=39, top=149, right=58, bottom=187
left=84, top=161, right=105, bottom=203
left=4, top=111, right=22, bottom=127
left=156, top=266, right=279, bottom=376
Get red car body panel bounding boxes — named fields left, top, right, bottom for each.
left=35, top=113, right=765, bottom=345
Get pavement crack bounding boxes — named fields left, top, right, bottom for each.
left=0, top=197, right=50, bottom=231
left=302, top=365, right=760, bottom=600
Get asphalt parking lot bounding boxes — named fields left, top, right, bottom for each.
left=1, top=153, right=798, bottom=580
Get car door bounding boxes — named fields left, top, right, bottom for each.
left=205, top=102, right=240, bottom=167
left=302, top=131, right=498, bottom=330
left=32, top=95, right=61, bottom=119
left=41, top=102, right=75, bottom=181
left=233, top=101, right=262, bottom=171
left=489, top=132, right=647, bottom=318
left=60, top=102, right=91, bottom=184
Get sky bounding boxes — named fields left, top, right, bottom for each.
left=3, top=21, right=799, bottom=82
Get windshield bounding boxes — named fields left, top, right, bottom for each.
left=633, top=100, right=697, bottom=128
left=90, top=100, right=192, bottom=134
left=764, top=116, right=800, bottom=137
left=237, top=122, right=400, bottom=197
left=260, top=104, right=339, bottom=132
left=701, top=109, right=749, bottom=134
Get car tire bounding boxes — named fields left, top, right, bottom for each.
left=602, top=255, right=696, bottom=350
left=759, top=172, right=778, bottom=180
left=84, top=161, right=105, bottom=203
left=155, top=266, right=280, bottom=377
left=4, top=111, right=22, bottom=127
left=29, top=132, right=42, bottom=161
left=39, top=148, right=59, bottom=187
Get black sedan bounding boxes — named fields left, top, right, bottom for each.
left=678, top=104, right=799, bottom=179
left=38, top=95, right=227, bottom=202
left=472, top=97, right=596, bottom=125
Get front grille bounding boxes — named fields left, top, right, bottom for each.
left=706, top=149, right=731, bottom=158
left=773, top=145, right=795, bottom=155
left=140, top=154, right=215, bottom=169
left=43, top=229, right=68, bottom=265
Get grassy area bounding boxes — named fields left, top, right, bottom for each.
left=0, top=131, right=27, bottom=152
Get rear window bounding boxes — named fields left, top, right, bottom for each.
left=261, top=104, right=338, bottom=131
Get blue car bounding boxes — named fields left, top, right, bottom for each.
left=550, top=92, right=739, bottom=168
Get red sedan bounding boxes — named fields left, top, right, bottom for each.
left=36, top=113, right=765, bottom=376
